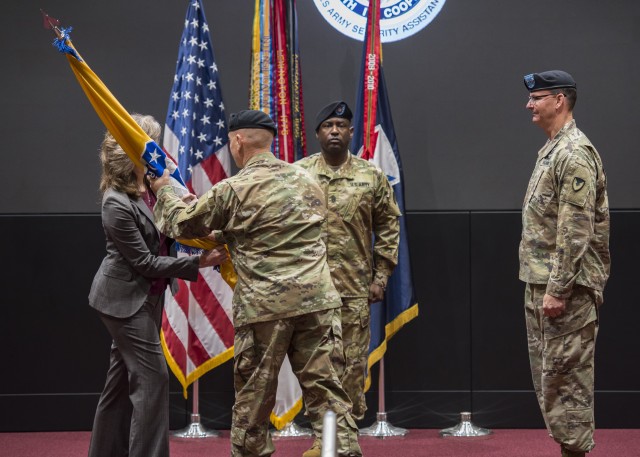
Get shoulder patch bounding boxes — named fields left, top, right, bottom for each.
left=560, top=165, right=592, bottom=208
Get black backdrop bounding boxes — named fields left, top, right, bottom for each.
left=1, top=0, right=639, bottom=431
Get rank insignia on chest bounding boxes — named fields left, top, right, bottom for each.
left=572, top=177, right=586, bottom=192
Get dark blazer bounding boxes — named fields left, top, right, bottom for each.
left=89, top=188, right=199, bottom=318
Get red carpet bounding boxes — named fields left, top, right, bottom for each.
left=1, top=429, right=638, bottom=457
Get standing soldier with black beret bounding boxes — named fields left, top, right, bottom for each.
left=297, top=101, right=401, bottom=457
left=150, top=110, right=362, bottom=457
left=520, top=71, right=610, bottom=457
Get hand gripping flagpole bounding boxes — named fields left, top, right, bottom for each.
left=172, top=379, right=220, bottom=439
left=359, top=357, right=407, bottom=438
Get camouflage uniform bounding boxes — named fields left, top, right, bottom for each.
left=154, top=152, right=361, bottom=457
left=297, top=152, right=400, bottom=422
left=520, top=120, right=610, bottom=454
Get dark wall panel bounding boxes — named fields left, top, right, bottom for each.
left=1, top=212, right=638, bottom=431
left=595, top=211, right=640, bottom=391
left=0, top=215, right=109, bottom=393
left=470, top=212, right=532, bottom=391
left=387, top=213, right=471, bottom=391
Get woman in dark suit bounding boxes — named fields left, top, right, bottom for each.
left=87, top=114, right=224, bottom=457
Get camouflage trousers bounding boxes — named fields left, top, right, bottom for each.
left=525, top=284, right=600, bottom=453
left=335, top=297, right=370, bottom=420
left=231, top=308, right=361, bottom=457
left=308, top=297, right=370, bottom=446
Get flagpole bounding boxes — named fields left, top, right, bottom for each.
left=439, top=269, right=491, bottom=438
left=359, top=356, right=408, bottom=437
left=171, top=380, right=220, bottom=438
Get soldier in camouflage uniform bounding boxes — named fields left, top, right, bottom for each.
left=520, top=71, right=610, bottom=457
left=150, top=110, right=361, bottom=457
left=297, top=102, right=401, bottom=457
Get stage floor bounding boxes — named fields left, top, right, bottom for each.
left=1, top=429, right=639, bottom=457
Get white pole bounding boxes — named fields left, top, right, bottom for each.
left=171, top=379, right=220, bottom=438
left=321, top=410, right=337, bottom=457
left=358, top=356, right=408, bottom=437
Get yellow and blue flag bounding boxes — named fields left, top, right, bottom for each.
left=47, top=18, right=229, bottom=257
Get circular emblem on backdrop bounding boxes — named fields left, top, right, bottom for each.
left=312, top=0, right=447, bottom=43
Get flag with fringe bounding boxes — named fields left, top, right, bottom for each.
left=250, top=0, right=307, bottom=428
left=160, top=0, right=236, bottom=396
left=350, top=0, right=419, bottom=391
left=250, top=0, right=306, bottom=163
left=45, top=11, right=238, bottom=396
left=45, top=13, right=234, bottom=262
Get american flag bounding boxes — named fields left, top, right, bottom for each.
left=160, top=0, right=235, bottom=394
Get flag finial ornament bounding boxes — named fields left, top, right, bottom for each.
left=41, top=10, right=82, bottom=62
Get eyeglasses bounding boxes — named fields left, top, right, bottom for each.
left=527, top=93, right=562, bottom=104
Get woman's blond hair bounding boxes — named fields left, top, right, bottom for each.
left=99, top=114, right=162, bottom=197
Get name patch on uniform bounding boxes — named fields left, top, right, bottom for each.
left=349, top=182, right=370, bottom=188
left=572, top=177, right=586, bottom=192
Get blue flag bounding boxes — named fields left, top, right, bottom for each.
left=352, top=48, right=419, bottom=390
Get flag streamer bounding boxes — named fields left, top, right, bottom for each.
left=351, top=1, right=419, bottom=392
left=250, top=0, right=306, bottom=163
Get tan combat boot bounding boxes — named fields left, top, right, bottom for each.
left=301, top=439, right=321, bottom=457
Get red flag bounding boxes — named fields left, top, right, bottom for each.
left=361, top=0, right=382, bottom=160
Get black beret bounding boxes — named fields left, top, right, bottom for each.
left=524, top=70, right=576, bottom=92
left=315, top=101, right=353, bottom=131
left=228, top=110, right=276, bottom=135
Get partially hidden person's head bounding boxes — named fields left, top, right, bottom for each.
left=227, top=110, right=276, bottom=168
left=314, top=101, right=353, bottom=157
left=99, top=114, right=161, bottom=197
left=524, top=70, right=578, bottom=127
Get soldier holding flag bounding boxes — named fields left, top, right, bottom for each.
left=151, top=110, right=362, bottom=457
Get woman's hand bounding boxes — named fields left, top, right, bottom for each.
left=198, top=245, right=229, bottom=268
left=149, top=169, right=171, bottom=194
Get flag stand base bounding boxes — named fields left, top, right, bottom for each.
left=359, top=412, right=408, bottom=438
left=439, top=412, right=492, bottom=437
left=172, top=413, right=220, bottom=438
left=272, top=421, right=313, bottom=439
